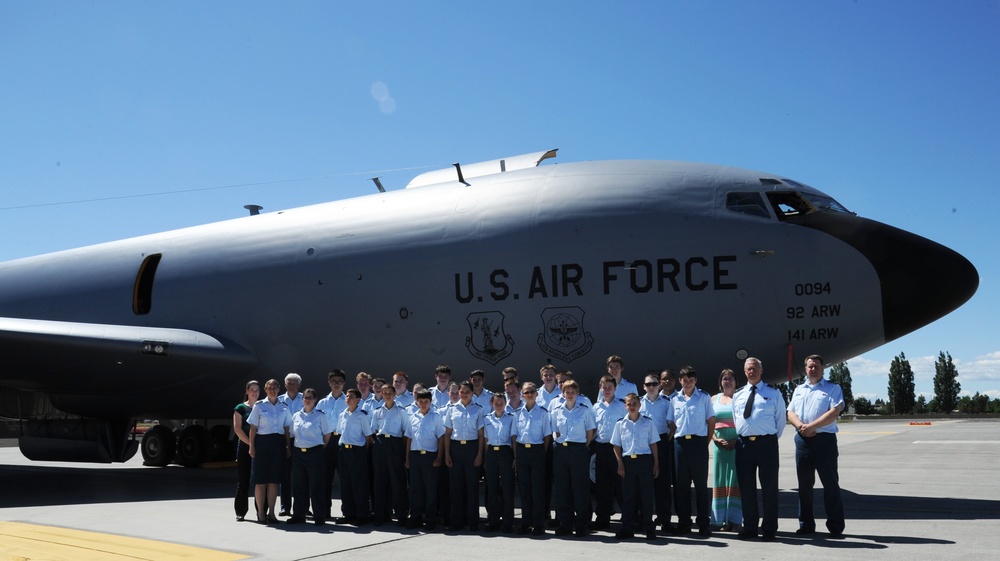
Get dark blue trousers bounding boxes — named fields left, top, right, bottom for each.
left=553, top=442, right=591, bottom=532
left=449, top=440, right=480, bottom=527
left=339, top=444, right=369, bottom=520
left=372, top=435, right=408, bottom=522
left=292, top=445, right=326, bottom=521
left=408, top=450, right=439, bottom=524
left=593, top=441, right=621, bottom=523
left=621, top=454, right=656, bottom=533
left=674, top=435, right=710, bottom=530
left=652, top=434, right=673, bottom=524
left=795, top=432, right=845, bottom=533
left=735, top=434, right=779, bottom=535
left=517, top=442, right=547, bottom=529
left=484, top=445, right=516, bottom=527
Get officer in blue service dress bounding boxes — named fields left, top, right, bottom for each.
left=371, top=383, right=410, bottom=527
left=640, top=372, right=676, bottom=531
left=786, top=354, right=846, bottom=537
left=277, top=373, right=304, bottom=517
left=484, top=392, right=518, bottom=532
left=672, top=366, right=716, bottom=537
left=732, top=357, right=786, bottom=541
left=612, top=392, right=660, bottom=540
left=550, top=379, right=596, bottom=537
left=443, top=380, right=486, bottom=531
left=248, top=378, right=292, bottom=524
left=404, top=389, right=446, bottom=531
left=288, top=388, right=333, bottom=526
left=591, top=374, right=627, bottom=530
left=514, top=381, right=552, bottom=536
left=336, top=388, right=374, bottom=525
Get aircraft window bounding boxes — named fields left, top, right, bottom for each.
left=799, top=192, right=852, bottom=214
left=133, top=253, right=162, bottom=315
left=766, top=192, right=813, bottom=219
left=725, top=192, right=771, bottom=219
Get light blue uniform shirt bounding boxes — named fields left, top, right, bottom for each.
left=672, top=389, right=715, bottom=437
left=537, top=385, right=561, bottom=410
left=430, top=386, right=451, bottom=410
left=611, top=415, right=660, bottom=456
left=471, top=389, right=494, bottom=410
left=550, top=393, right=593, bottom=410
left=593, top=397, right=628, bottom=443
left=733, top=383, right=786, bottom=438
left=484, top=410, right=518, bottom=446
left=247, top=399, right=292, bottom=435
left=394, top=390, right=414, bottom=409
left=505, top=400, right=524, bottom=415
left=787, top=379, right=844, bottom=434
left=640, top=393, right=675, bottom=435
left=291, top=408, right=332, bottom=448
left=596, top=378, right=638, bottom=402
left=515, top=404, right=551, bottom=445
left=406, top=409, right=446, bottom=452
left=443, top=401, right=485, bottom=441
left=363, top=396, right=383, bottom=415
left=371, top=402, right=409, bottom=437
left=551, top=402, right=596, bottom=444
left=278, top=392, right=304, bottom=414
left=337, top=408, right=373, bottom=446
left=317, top=393, right=347, bottom=429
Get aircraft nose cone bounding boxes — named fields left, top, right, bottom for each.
left=792, top=213, right=979, bottom=342
left=865, top=220, right=979, bottom=342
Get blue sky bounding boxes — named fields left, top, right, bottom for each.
left=2, top=1, right=998, bottom=401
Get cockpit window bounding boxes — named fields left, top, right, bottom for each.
left=799, top=192, right=852, bottom=214
left=767, top=192, right=813, bottom=219
left=725, top=192, right=771, bottom=219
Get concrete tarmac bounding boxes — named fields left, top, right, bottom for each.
left=1, top=418, right=997, bottom=560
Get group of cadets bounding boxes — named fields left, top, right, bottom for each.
left=240, top=353, right=846, bottom=542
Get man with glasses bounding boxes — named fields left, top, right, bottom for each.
left=278, top=373, right=304, bottom=516
left=640, top=372, right=676, bottom=532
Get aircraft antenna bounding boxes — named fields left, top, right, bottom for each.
left=453, top=162, right=469, bottom=185
left=371, top=177, right=386, bottom=193
left=244, top=204, right=263, bottom=216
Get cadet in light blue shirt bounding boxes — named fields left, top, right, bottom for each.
left=640, top=372, right=676, bottom=530
left=392, top=371, right=415, bottom=409
left=514, top=382, right=551, bottom=534
left=404, top=390, right=445, bottom=530
left=288, top=388, right=333, bottom=525
left=592, top=374, right=627, bottom=528
left=536, top=364, right=561, bottom=410
left=337, top=389, right=373, bottom=524
left=672, top=367, right=715, bottom=535
left=550, top=380, right=595, bottom=535
left=612, top=392, right=660, bottom=538
left=430, top=365, right=453, bottom=410
left=604, top=355, right=639, bottom=402
left=484, top=392, right=518, bottom=530
left=444, top=381, right=486, bottom=530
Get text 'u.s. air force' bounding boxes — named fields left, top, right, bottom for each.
left=454, top=256, right=738, bottom=304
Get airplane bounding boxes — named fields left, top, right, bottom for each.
left=0, top=149, right=979, bottom=467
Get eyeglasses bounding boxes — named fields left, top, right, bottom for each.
left=644, top=382, right=659, bottom=387
left=303, top=396, right=316, bottom=400
left=522, top=390, right=537, bottom=395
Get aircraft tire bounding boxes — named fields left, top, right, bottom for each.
left=209, top=424, right=236, bottom=462
left=141, top=425, right=176, bottom=467
left=177, top=425, right=212, bottom=467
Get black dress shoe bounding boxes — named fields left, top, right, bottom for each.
left=698, top=527, right=712, bottom=537
left=589, top=520, right=611, bottom=531
left=661, top=522, right=676, bottom=533
left=736, top=530, right=757, bottom=540
left=314, top=519, right=325, bottom=526
left=487, top=523, right=501, bottom=532
left=468, top=523, right=479, bottom=532
left=287, top=517, right=306, bottom=524
left=396, top=518, right=408, bottom=528
left=236, top=515, right=245, bottom=522
left=502, top=525, right=513, bottom=533
left=614, top=530, right=634, bottom=539
left=531, top=527, right=546, bottom=536
left=447, top=525, right=462, bottom=532
left=795, top=526, right=816, bottom=535
left=335, top=517, right=354, bottom=524
left=674, top=525, right=691, bottom=535
left=574, top=528, right=589, bottom=537
left=646, top=531, right=658, bottom=540
left=424, top=523, right=437, bottom=532
left=517, top=525, right=531, bottom=535
left=279, top=509, right=290, bottom=517
left=761, top=532, right=776, bottom=542
left=555, top=527, right=572, bottom=536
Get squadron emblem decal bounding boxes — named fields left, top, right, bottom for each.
left=465, top=311, right=514, bottom=365
left=537, top=306, right=593, bottom=363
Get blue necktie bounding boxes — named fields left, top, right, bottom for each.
left=743, top=384, right=757, bottom=419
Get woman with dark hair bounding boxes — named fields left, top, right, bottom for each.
left=248, top=378, right=292, bottom=524
left=233, top=380, right=259, bottom=521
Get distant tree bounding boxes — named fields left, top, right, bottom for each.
left=989, top=398, right=1000, bottom=414
left=933, top=351, right=961, bottom=413
left=854, top=396, right=876, bottom=415
left=777, top=377, right=803, bottom=406
left=957, top=393, right=990, bottom=414
left=829, top=362, right=854, bottom=411
left=915, top=395, right=927, bottom=414
left=888, top=352, right=916, bottom=414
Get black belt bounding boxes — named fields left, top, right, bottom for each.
left=741, top=434, right=777, bottom=442
left=559, top=441, right=586, bottom=447
left=297, top=445, right=323, bottom=452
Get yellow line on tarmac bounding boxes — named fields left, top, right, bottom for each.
left=0, top=521, right=248, bottom=561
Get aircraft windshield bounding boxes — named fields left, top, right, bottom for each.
left=799, top=192, right=852, bottom=214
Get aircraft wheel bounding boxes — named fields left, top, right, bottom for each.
left=141, top=425, right=176, bottom=467
left=177, top=425, right=212, bottom=467
left=209, top=424, right=236, bottom=462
